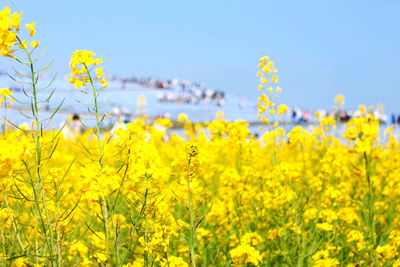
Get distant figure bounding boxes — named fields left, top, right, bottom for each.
left=339, top=111, right=350, bottom=122
left=61, top=113, right=83, bottom=140
left=136, top=95, right=147, bottom=117
left=292, top=109, right=297, bottom=121
left=302, top=111, right=310, bottom=122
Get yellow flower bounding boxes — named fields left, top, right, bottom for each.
left=25, top=22, right=36, bottom=37
left=100, top=77, right=108, bottom=88
left=0, top=7, right=23, bottom=58
left=10, top=13, right=22, bottom=30
left=177, top=113, right=188, bottom=123
left=30, top=40, right=39, bottom=48
left=74, top=79, right=83, bottom=88
left=95, top=67, right=103, bottom=79
left=1, top=47, right=15, bottom=57
left=262, top=65, right=271, bottom=74
left=162, top=256, right=188, bottom=267
left=0, top=88, right=13, bottom=107
left=316, top=222, right=334, bottom=232
left=230, top=244, right=263, bottom=266
left=69, top=77, right=76, bottom=84
left=69, top=50, right=107, bottom=89
left=18, top=40, right=27, bottom=49
left=277, top=104, right=288, bottom=115
left=259, top=56, right=269, bottom=62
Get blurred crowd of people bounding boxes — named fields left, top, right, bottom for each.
left=157, top=86, right=225, bottom=106
left=391, top=114, right=400, bottom=125
left=107, top=75, right=226, bottom=106
left=108, top=75, right=177, bottom=89
left=288, top=107, right=388, bottom=123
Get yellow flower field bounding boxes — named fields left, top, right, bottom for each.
left=1, top=6, right=400, bottom=267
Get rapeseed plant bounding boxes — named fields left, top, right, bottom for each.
left=1, top=6, right=400, bottom=267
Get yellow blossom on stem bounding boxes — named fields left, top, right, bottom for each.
left=25, top=22, right=36, bottom=37
left=30, top=40, right=38, bottom=48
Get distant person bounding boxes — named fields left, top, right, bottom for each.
left=339, top=111, right=350, bottom=122
left=61, top=113, right=83, bottom=140
left=303, top=111, right=310, bottom=122
left=292, top=109, right=297, bottom=121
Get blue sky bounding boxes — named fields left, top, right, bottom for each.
left=1, top=0, right=400, bottom=112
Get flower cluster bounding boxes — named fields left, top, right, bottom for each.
left=256, top=56, right=287, bottom=127
left=69, top=49, right=107, bottom=88
left=0, top=7, right=21, bottom=57
left=0, top=7, right=39, bottom=58
left=0, top=88, right=13, bottom=107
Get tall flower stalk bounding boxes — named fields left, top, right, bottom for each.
left=16, top=34, right=60, bottom=267
left=0, top=8, right=65, bottom=265
left=68, top=50, right=111, bottom=263
left=256, top=56, right=287, bottom=165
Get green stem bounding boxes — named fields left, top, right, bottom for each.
left=16, top=35, right=57, bottom=267
left=1, top=227, right=5, bottom=264
left=56, top=189, right=62, bottom=267
left=85, top=65, right=110, bottom=263
left=363, top=151, right=377, bottom=266
left=143, top=188, right=149, bottom=266
left=186, top=156, right=196, bottom=267
left=84, top=64, right=104, bottom=168
left=1, top=186, right=24, bottom=251
left=101, top=196, right=109, bottom=258
left=114, top=220, right=120, bottom=267
left=34, top=220, right=38, bottom=266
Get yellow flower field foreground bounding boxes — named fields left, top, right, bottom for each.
left=1, top=114, right=400, bottom=266
left=1, top=5, right=400, bottom=267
